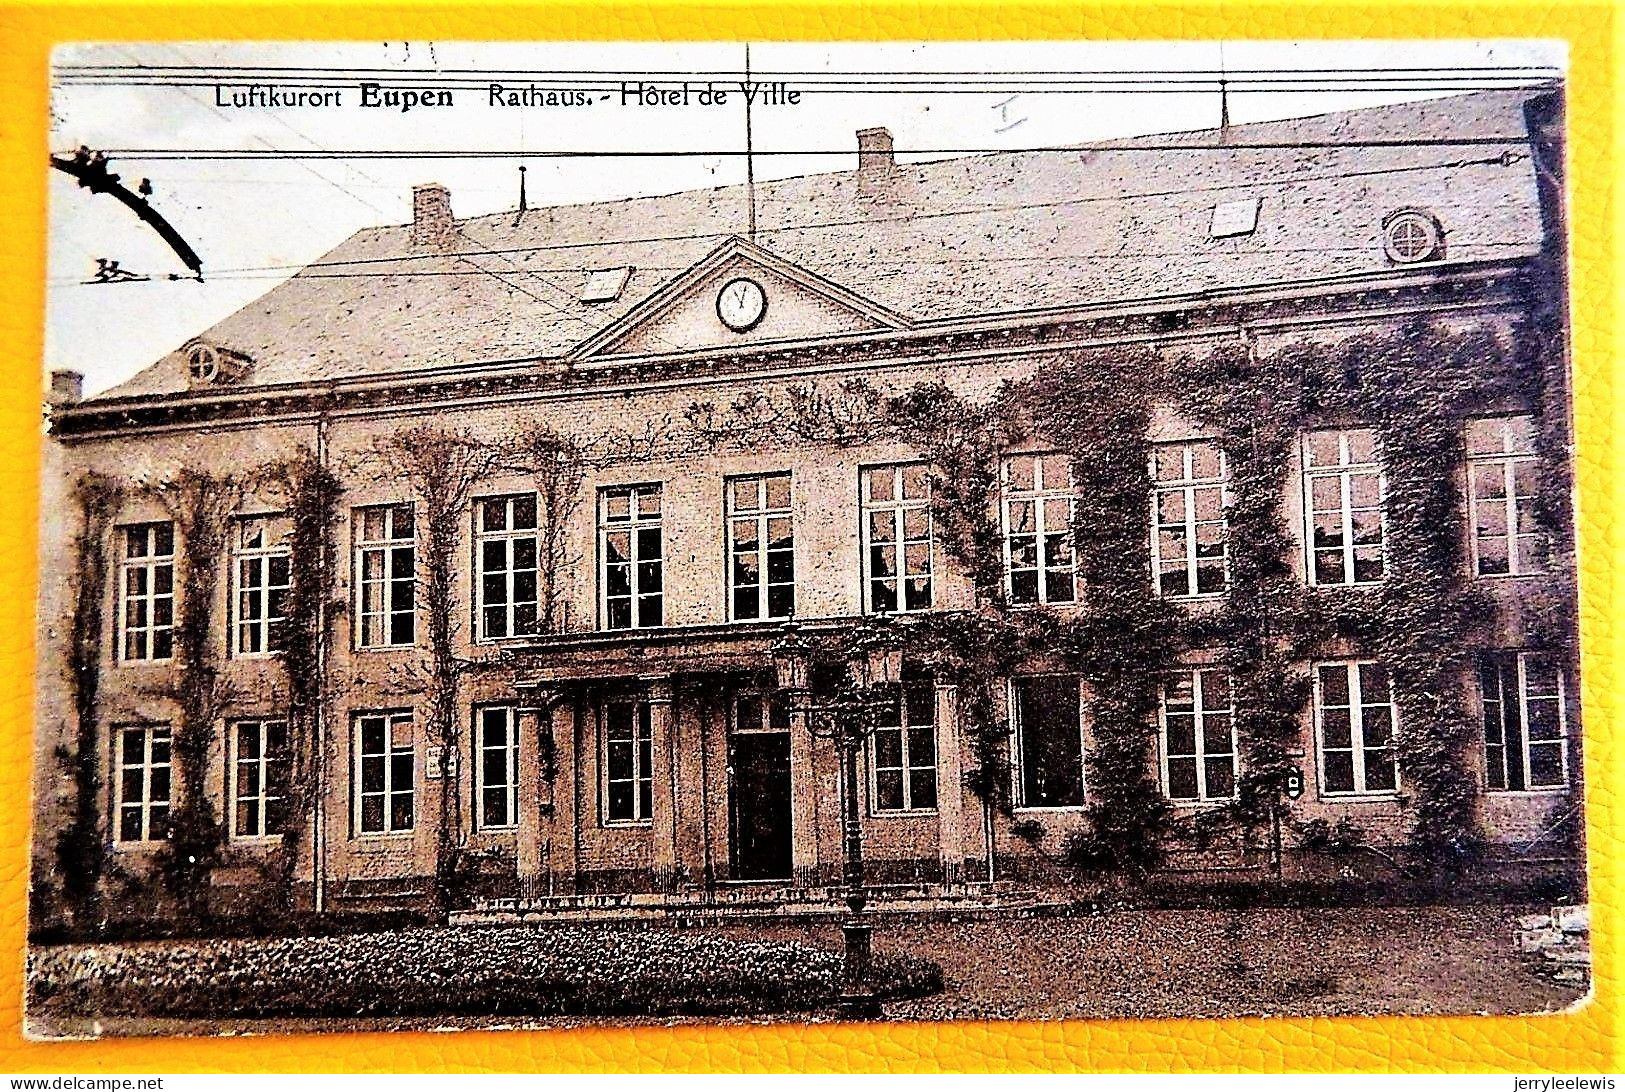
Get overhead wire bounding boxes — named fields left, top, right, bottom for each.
left=49, top=147, right=1528, bottom=283
left=83, top=136, right=1550, bottom=160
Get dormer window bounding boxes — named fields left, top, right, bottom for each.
left=1209, top=198, right=1260, bottom=239
left=581, top=267, right=633, bottom=304
left=187, top=344, right=220, bottom=385
left=1382, top=210, right=1444, bottom=264
left=183, top=341, right=251, bottom=388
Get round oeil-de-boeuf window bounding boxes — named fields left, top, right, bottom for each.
left=1382, top=210, right=1443, bottom=264
left=187, top=344, right=220, bottom=384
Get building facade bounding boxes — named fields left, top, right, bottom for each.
left=33, top=88, right=1580, bottom=926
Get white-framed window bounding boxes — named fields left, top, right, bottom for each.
left=862, top=464, right=933, bottom=614
left=475, top=705, right=520, bottom=829
left=231, top=717, right=290, bottom=839
left=732, top=690, right=791, bottom=733
left=1002, top=454, right=1077, bottom=606
left=1011, top=674, right=1085, bottom=809
left=727, top=473, right=794, bottom=622
left=602, top=697, right=653, bottom=826
left=1159, top=669, right=1237, bottom=802
left=475, top=493, right=540, bottom=641
left=870, top=671, right=938, bottom=814
left=119, top=522, right=175, bottom=662
left=1482, top=652, right=1569, bottom=791
left=1151, top=441, right=1229, bottom=598
left=1303, top=429, right=1386, bottom=586
left=1467, top=416, right=1547, bottom=577
left=115, top=723, right=171, bottom=842
left=1314, top=661, right=1399, bottom=796
left=355, top=504, right=415, bottom=648
left=354, top=711, right=414, bottom=835
left=600, top=484, right=663, bottom=630
left=232, top=516, right=291, bottom=657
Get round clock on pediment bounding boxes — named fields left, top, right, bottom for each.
left=717, top=277, right=768, bottom=333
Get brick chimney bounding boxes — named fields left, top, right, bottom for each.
left=857, top=127, right=895, bottom=176
left=412, top=183, right=454, bottom=248
left=48, top=369, right=83, bottom=406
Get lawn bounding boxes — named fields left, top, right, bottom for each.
left=26, top=924, right=940, bottom=1034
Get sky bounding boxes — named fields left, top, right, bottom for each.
left=45, top=40, right=1565, bottom=395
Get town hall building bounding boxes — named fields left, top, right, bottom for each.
left=33, top=87, right=1580, bottom=927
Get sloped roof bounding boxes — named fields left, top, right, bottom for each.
left=98, top=88, right=1552, bottom=401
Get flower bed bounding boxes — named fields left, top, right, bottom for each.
left=27, top=926, right=942, bottom=1019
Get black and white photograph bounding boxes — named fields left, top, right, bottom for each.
left=28, top=39, right=1586, bottom=1038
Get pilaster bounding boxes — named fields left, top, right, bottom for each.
left=789, top=702, right=822, bottom=887
left=513, top=698, right=545, bottom=899
left=672, top=681, right=712, bottom=889
left=934, top=681, right=966, bottom=886
left=548, top=692, right=581, bottom=896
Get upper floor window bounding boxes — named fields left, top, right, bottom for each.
left=727, top=473, right=794, bottom=622
left=1002, top=454, right=1077, bottom=606
left=354, top=711, right=414, bottom=835
left=116, top=723, right=171, bottom=842
left=476, top=494, right=540, bottom=641
left=1012, top=674, right=1085, bottom=809
left=862, top=464, right=933, bottom=614
left=475, top=705, right=519, bottom=829
left=355, top=504, right=415, bottom=648
left=1150, top=441, right=1229, bottom=598
left=1303, top=429, right=1385, bottom=586
left=1467, top=416, right=1547, bottom=577
left=1481, top=652, right=1568, bottom=791
left=603, top=697, right=654, bottom=826
left=871, top=671, right=937, bottom=813
left=1314, top=661, right=1398, bottom=796
left=231, top=717, right=289, bottom=839
left=600, top=484, right=663, bottom=630
left=120, top=522, right=175, bottom=662
left=232, top=516, right=290, bottom=657
left=1159, top=669, right=1236, bottom=802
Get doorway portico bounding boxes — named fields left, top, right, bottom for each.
left=501, top=620, right=975, bottom=911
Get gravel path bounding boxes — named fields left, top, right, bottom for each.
left=733, top=903, right=1587, bottom=1021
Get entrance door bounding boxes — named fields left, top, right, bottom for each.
left=728, top=695, right=794, bottom=882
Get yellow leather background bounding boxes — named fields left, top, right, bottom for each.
left=0, top=0, right=1617, bottom=1072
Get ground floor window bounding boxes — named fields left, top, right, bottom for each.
left=1314, top=661, right=1398, bottom=796
left=231, top=717, right=289, bottom=838
left=116, top=723, right=171, bottom=842
left=871, top=671, right=938, bottom=813
left=603, top=697, right=653, bottom=825
left=1160, top=670, right=1236, bottom=802
left=355, top=711, right=414, bottom=835
left=1012, top=675, right=1085, bottom=808
left=476, top=706, right=519, bottom=829
left=1482, top=652, right=1569, bottom=791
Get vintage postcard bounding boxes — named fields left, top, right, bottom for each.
left=27, top=39, right=1587, bottom=1040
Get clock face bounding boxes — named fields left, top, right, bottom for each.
left=716, top=277, right=768, bottom=332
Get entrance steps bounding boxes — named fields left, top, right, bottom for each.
left=451, top=880, right=1038, bottom=925
left=1515, top=903, right=1591, bottom=987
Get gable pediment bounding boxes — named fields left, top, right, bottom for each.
left=570, top=236, right=910, bottom=360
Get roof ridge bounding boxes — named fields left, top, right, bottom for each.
left=441, top=86, right=1544, bottom=230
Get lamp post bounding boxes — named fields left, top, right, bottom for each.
left=772, top=616, right=902, bottom=1019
